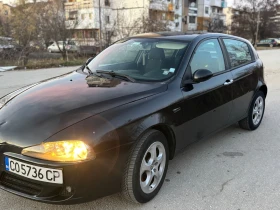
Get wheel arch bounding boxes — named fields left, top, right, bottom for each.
left=150, top=124, right=176, bottom=160
left=258, top=85, right=267, bottom=98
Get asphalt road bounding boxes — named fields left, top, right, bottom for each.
left=0, top=50, right=280, bottom=210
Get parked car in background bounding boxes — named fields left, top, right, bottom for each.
left=47, top=41, right=78, bottom=53
left=0, top=37, right=21, bottom=58
left=257, top=38, right=279, bottom=47
left=0, top=32, right=267, bottom=204
left=47, top=41, right=99, bottom=56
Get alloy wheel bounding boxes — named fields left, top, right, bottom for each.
left=252, top=96, right=264, bottom=126
left=140, top=141, right=166, bottom=194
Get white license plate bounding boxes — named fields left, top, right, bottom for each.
left=5, top=157, right=63, bottom=184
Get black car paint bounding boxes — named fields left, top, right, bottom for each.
left=0, top=33, right=267, bottom=203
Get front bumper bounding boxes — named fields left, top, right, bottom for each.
left=0, top=143, right=133, bottom=204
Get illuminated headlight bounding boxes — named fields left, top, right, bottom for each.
left=22, top=140, right=95, bottom=162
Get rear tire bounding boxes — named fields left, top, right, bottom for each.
left=239, top=91, right=265, bottom=130
left=122, top=129, right=169, bottom=203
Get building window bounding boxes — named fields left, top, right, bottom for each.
left=76, top=31, right=84, bottom=39
left=167, top=12, right=174, bottom=21
left=106, top=16, right=110, bottom=24
left=175, top=0, right=179, bottom=9
left=81, top=14, right=85, bottom=20
left=105, top=0, right=110, bottom=6
left=189, top=16, right=196, bottom=24
left=162, top=13, right=166, bottom=20
left=90, top=30, right=99, bottom=40
left=212, top=7, right=216, bottom=13
left=205, top=7, right=209, bottom=15
left=89, top=13, right=93, bottom=19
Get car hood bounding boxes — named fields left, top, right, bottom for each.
left=0, top=71, right=167, bottom=148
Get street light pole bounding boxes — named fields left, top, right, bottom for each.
left=255, top=10, right=260, bottom=48
left=99, top=0, right=102, bottom=52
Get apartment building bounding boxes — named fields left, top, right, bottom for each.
left=185, top=0, right=227, bottom=31
left=64, top=0, right=228, bottom=44
left=64, top=0, right=184, bottom=44
left=0, top=0, right=12, bottom=23
left=223, top=6, right=239, bottom=34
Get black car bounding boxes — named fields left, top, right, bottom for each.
left=0, top=37, right=21, bottom=59
left=257, top=38, right=279, bottom=47
left=0, top=32, right=267, bottom=204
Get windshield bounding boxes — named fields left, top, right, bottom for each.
left=86, top=39, right=189, bottom=82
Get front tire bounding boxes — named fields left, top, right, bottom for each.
left=239, top=91, right=265, bottom=130
left=122, top=129, right=169, bottom=203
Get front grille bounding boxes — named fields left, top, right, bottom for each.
left=0, top=172, right=42, bottom=196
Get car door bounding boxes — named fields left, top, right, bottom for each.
left=221, top=39, right=258, bottom=123
left=180, top=38, right=234, bottom=147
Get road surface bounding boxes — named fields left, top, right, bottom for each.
left=0, top=50, right=280, bottom=210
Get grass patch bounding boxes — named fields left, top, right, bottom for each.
left=24, top=58, right=85, bottom=69
left=0, top=56, right=87, bottom=70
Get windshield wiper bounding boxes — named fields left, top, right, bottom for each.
left=96, top=70, right=135, bottom=83
left=84, top=65, right=102, bottom=78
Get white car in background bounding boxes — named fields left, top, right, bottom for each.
left=47, top=41, right=79, bottom=53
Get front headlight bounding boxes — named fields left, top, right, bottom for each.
left=22, top=140, right=95, bottom=162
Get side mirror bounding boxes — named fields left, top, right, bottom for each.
left=193, top=69, right=213, bottom=83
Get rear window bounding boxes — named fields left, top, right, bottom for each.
left=223, top=39, right=253, bottom=68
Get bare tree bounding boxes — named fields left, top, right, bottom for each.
left=141, top=17, right=171, bottom=33
left=99, top=15, right=171, bottom=47
left=37, top=0, right=76, bottom=60
left=0, top=16, right=11, bottom=37
left=204, top=16, right=227, bottom=33
left=9, top=1, right=41, bottom=66
left=231, top=0, right=278, bottom=44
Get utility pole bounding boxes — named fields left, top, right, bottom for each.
left=99, top=0, right=103, bottom=52
left=255, top=10, right=260, bottom=48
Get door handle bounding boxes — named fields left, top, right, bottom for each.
left=224, top=79, right=234, bottom=86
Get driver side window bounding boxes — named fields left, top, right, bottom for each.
left=190, top=39, right=225, bottom=75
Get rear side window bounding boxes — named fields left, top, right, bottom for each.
left=223, top=39, right=253, bottom=68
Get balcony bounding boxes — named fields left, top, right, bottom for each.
left=65, top=20, right=78, bottom=29
left=64, top=1, right=94, bottom=11
left=150, top=0, right=174, bottom=12
left=188, top=9, right=198, bottom=16
left=211, top=13, right=226, bottom=22
left=211, top=0, right=227, bottom=8
left=188, top=24, right=197, bottom=31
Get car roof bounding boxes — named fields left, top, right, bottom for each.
left=129, top=32, right=234, bottom=41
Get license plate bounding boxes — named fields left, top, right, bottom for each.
left=5, top=157, right=63, bottom=184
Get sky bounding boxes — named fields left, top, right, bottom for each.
left=228, top=0, right=234, bottom=7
